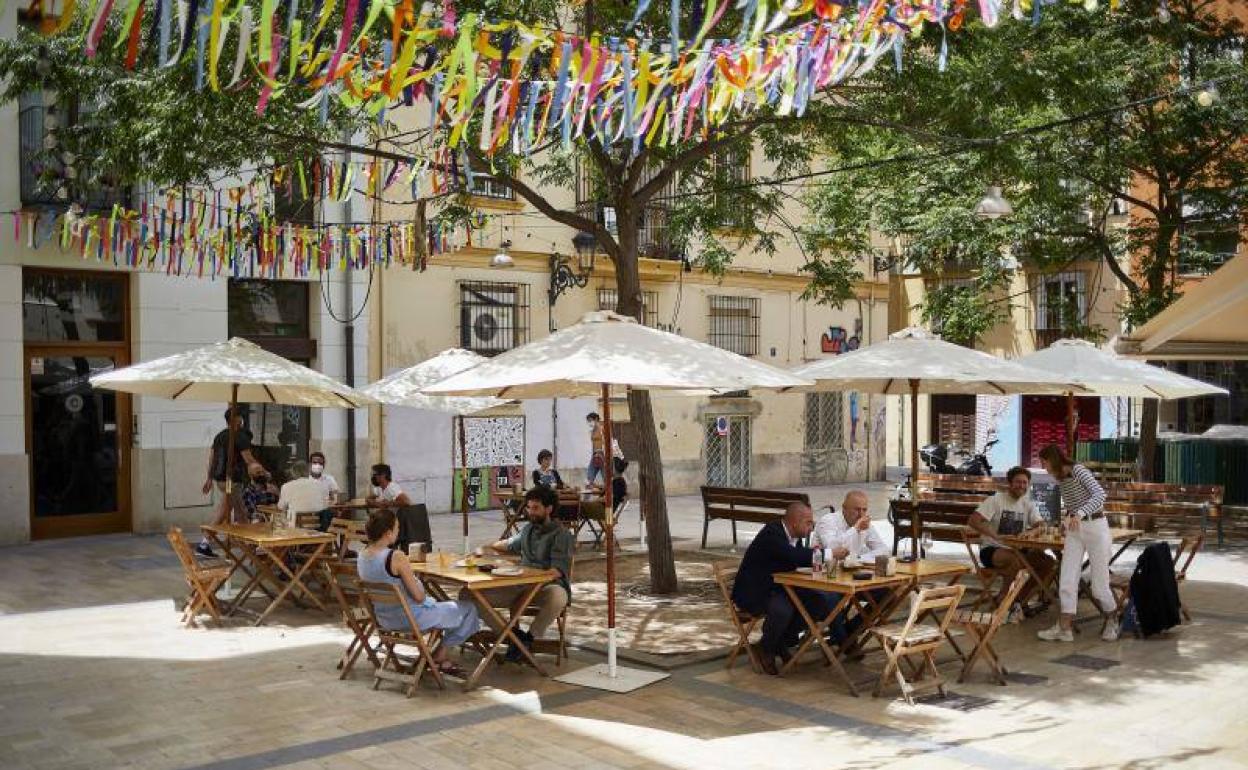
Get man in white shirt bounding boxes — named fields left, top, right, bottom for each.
left=366, top=463, right=412, bottom=508
left=968, top=466, right=1055, bottom=614
left=308, top=451, right=340, bottom=529
left=277, top=460, right=331, bottom=529
left=812, top=490, right=890, bottom=564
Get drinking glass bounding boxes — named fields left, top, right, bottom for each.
left=920, top=532, right=934, bottom=557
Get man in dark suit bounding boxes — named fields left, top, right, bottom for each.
left=731, top=502, right=829, bottom=675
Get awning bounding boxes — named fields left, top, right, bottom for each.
left=1115, top=255, right=1248, bottom=360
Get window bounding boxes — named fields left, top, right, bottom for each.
left=598, top=288, right=658, bottom=327
left=1032, top=271, right=1086, bottom=347
left=923, top=277, right=975, bottom=343
left=19, top=92, right=129, bottom=210
left=459, top=281, right=530, bottom=356
left=23, top=271, right=127, bottom=343
left=705, top=415, right=751, bottom=487
left=227, top=280, right=311, bottom=339
left=712, top=145, right=751, bottom=230
left=708, top=295, right=760, bottom=356
left=227, top=279, right=314, bottom=475
left=1180, top=192, right=1240, bottom=275
left=466, top=156, right=515, bottom=201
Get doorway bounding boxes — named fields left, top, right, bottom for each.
left=23, top=269, right=132, bottom=538
left=706, top=415, right=752, bottom=487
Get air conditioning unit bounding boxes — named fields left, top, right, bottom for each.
left=460, top=284, right=518, bottom=354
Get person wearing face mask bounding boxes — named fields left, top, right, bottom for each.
left=277, top=460, right=333, bottom=530
left=308, top=451, right=340, bottom=529
left=241, top=462, right=279, bottom=520
left=366, top=463, right=412, bottom=508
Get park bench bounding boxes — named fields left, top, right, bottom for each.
left=1083, top=460, right=1136, bottom=483
left=700, top=486, right=811, bottom=548
left=1100, top=482, right=1223, bottom=543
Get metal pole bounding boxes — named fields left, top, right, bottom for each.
left=223, top=384, right=239, bottom=522
left=459, top=414, right=470, bottom=554
left=909, top=379, right=919, bottom=557
left=602, top=382, right=617, bottom=678
left=1066, top=391, right=1076, bottom=456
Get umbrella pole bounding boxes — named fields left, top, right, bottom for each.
left=459, top=415, right=470, bottom=555
left=602, top=383, right=617, bottom=679
left=1065, top=391, right=1076, bottom=457
left=223, top=384, right=240, bottom=523
left=909, top=379, right=920, bottom=558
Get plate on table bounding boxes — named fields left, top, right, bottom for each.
left=796, top=567, right=813, bottom=574
left=492, top=566, right=524, bottom=577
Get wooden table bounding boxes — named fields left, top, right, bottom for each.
left=328, top=498, right=377, bottom=518
left=411, top=557, right=560, bottom=690
left=999, top=526, right=1144, bottom=605
left=773, top=568, right=911, bottom=696
left=201, top=523, right=337, bottom=626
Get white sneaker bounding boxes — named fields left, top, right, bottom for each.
left=1037, top=624, right=1074, bottom=642
left=1101, top=622, right=1121, bottom=642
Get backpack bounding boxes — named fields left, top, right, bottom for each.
left=1129, top=542, right=1182, bottom=638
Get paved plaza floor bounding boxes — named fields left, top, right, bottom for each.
left=3, top=482, right=1248, bottom=769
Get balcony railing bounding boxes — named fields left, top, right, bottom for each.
left=19, top=92, right=131, bottom=212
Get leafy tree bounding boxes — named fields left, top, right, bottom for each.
left=803, top=1, right=1248, bottom=476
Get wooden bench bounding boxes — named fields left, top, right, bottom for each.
left=700, top=486, right=811, bottom=548
left=1083, top=460, right=1136, bottom=483
left=888, top=499, right=979, bottom=556
left=1100, top=482, right=1223, bottom=543
left=914, top=474, right=1000, bottom=499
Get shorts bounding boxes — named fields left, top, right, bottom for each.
left=980, top=545, right=1002, bottom=567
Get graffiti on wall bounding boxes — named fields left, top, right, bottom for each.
left=452, top=416, right=525, bottom=468
left=849, top=392, right=860, bottom=448
left=872, top=399, right=887, bottom=479
left=848, top=448, right=867, bottom=479
left=820, top=318, right=863, bottom=355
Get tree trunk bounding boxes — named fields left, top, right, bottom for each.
left=1138, top=398, right=1159, bottom=482
left=614, top=202, right=679, bottom=594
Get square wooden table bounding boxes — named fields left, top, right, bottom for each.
left=1000, top=526, right=1144, bottom=605
left=201, top=523, right=337, bottom=626
left=773, top=568, right=911, bottom=696
left=411, top=557, right=560, bottom=690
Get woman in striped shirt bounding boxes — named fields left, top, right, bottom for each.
left=1036, top=445, right=1120, bottom=643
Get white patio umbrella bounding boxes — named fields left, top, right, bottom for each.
left=1018, top=338, right=1228, bottom=453
left=428, top=311, right=812, bottom=689
left=361, top=349, right=510, bottom=552
left=92, top=337, right=375, bottom=499
left=789, top=327, right=1083, bottom=498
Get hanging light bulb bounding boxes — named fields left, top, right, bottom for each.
left=1156, top=0, right=1171, bottom=23
left=1196, top=81, right=1220, bottom=107
left=974, top=185, right=1014, bottom=219
left=1083, top=0, right=1098, bottom=11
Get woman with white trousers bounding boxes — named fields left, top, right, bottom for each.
left=1036, top=444, right=1120, bottom=643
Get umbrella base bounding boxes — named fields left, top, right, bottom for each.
left=554, top=663, right=669, bottom=693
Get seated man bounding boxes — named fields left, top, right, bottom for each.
left=969, top=466, right=1055, bottom=616
left=475, top=486, right=574, bottom=662
left=309, top=451, right=340, bottom=530
left=812, top=490, right=890, bottom=564
left=366, top=463, right=412, bottom=508
left=277, top=460, right=331, bottom=529
left=731, top=502, right=828, bottom=675
left=241, top=463, right=278, bottom=520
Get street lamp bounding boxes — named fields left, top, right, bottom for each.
left=974, top=185, right=1014, bottom=219
left=571, top=230, right=597, bottom=272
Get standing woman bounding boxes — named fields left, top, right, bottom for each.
left=357, top=509, right=480, bottom=677
left=1036, top=444, right=1119, bottom=643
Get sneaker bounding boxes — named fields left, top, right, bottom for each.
left=1037, top=623, right=1074, bottom=642
left=194, top=542, right=216, bottom=559
left=1101, top=622, right=1121, bottom=642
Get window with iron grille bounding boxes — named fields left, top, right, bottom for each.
left=459, top=281, right=530, bottom=356
left=19, top=91, right=130, bottom=210
left=1180, top=191, right=1240, bottom=275
left=705, top=415, right=751, bottom=487
left=1033, top=271, right=1086, bottom=330
left=708, top=295, right=760, bottom=356
left=466, top=155, right=516, bottom=201
left=802, top=392, right=846, bottom=485
left=597, top=288, right=658, bottom=327
left=712, top=145, right=751, bottom=230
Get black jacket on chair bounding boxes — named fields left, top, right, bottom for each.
left=730, top=520, right=814, bottom=616
left=1130, top=541, right=1181, bottom=637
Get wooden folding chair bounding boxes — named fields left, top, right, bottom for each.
left=325, top=562, right=381, bottom=679
left=870, top=584, right=966, bottom=705
left=526, top=555, right=575, bottom=665
left=1173, top=533, right=1202, bottom=623
left=167, top=527, right=232, bottom=628
left=960, top=528, right=1004, bottom=611
left=955, top=571, right=1028, bottom=685
left=712, top=561, right=762, bottom=673
left=327, top=517, right=368, bottom=561
left=358, top=581, right=446, bottom=696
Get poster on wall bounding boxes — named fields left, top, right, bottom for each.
left=453, top=465, right=524, bottom=511
left=452, top=416, right=525, bottom=468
